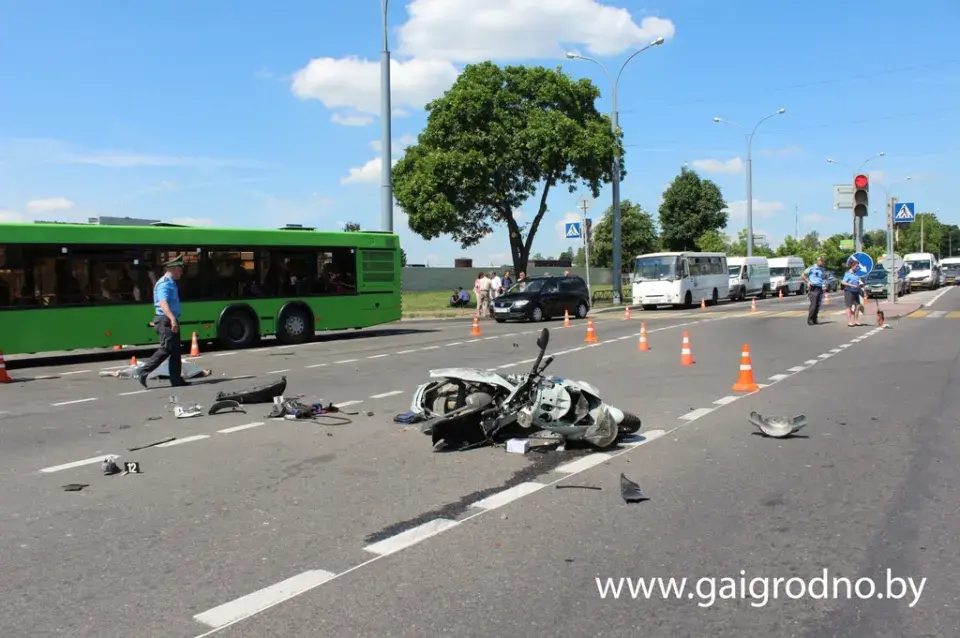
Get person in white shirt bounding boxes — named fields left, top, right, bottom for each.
left=490, top=272, right=502, bottom=299
left=474, top=272, right=492, bottom=317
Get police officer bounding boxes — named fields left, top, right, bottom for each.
left=138, top=255, right=189, bottom=388
left=801, top=255, right=827, bottom=325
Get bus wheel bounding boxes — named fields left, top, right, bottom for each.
left=684, top=292, right=693, bottom=308
left=277, top=305, right=313, bottom=345
left=218, top=309, right=258, bottom=349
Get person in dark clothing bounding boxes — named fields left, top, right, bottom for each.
left=801, top=255, right=826, bottom=325
left=138, top=255, right=189, bottom=388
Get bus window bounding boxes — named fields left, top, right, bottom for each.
left=0, top=244, right=87, bottom=307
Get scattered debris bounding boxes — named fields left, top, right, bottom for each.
left=216, top=376, right=287, bottom=404
left=127, top=437, right=176, bottom=451
left=62, top=483, right=89, bottom=492
left=102, top=459, right=121, bottom=475
left=556, top=485, right=601, bottom=491
left=620, top=473, right=648, bottom=504
left=506, top=438, right=530, bottom=454
left=394, top=411, right=425, bottom=424
left=748, top=411, right=807, bottom=438
left=119, top=424, right=131, bottom=430
left=174, top=404, right=203, bottom=418
left=208, top=400, right=245, bottom=415
left=146, top=416, right=162, bottom=422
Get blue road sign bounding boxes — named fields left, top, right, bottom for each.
left=893, top=202, right=916, bottom=223
left=850, top=251, right=873, bottom=277
left=564, top=222, right=582, bottom=240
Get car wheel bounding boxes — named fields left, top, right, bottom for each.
left=684, top=292, right=693, bottom=308
left=530, top=305, right=545, bottom=322
left=576, top=302, right=588, bottom=318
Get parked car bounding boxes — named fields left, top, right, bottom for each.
left=492, top=275, right=590, bottom=322
left=942, top=262, right=960, bottom=285
left=862, top=266, right=910, bottom=299
left=824, top=272, right=839, bottom=292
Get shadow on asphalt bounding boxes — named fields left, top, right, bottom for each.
left=4, top=328, right=440, bottom=370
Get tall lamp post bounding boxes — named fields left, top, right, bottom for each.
left=826, top=152, right=884, bottom=251
left=566, top=36, right=665, bottom=305
left=380, top=0, right=394, bottom=232
left=712, top=109, right=787, bottom=257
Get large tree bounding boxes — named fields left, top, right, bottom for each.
left=588, top=199, right=658, bottom=268
left=658, top=167, right=728, bottom=251
left=391, top=62, right=621, bottom=276
left=897, top=212, right=941, bottom=254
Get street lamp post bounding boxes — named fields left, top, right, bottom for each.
left=826, top=152, right=884, bottom=251
left=712, top=109, right=787, bottom=257
left=566, top=36, right=665, bottom=305
left=380, top=0, right=394, bottom=232
left=876, top=176, right=911, bottom=301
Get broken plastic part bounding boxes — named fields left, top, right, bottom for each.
left=748, top=411, right=807, bottom=438
left=208, top=400, right=245, bottom=415
left=620, top=473, right=648, bottom=503
left=174, top=405, right=203, bottom=419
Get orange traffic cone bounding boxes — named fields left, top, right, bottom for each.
left=750, top=298, right=757, bottom=313
left=584, top=317, right=598, bottom=343
left=190, top=331, right=200, bottom=357
left=563, top=309, right=571, bottom=327
left=638, top=322, right=649, bottom=351
left=624, top=306, right=631, bottom=320
left=732, top=344, right=760, bottom=392
left=778, top=288, right=784, bottom=301
left=130, top=355, right=137, bottom=366
left=470, top=316, right=482, bottom=337
left=0, top=350, right=12, bottom=383
left=824, top=291, right=831, bottom=305
left=700, top=298, right=707, bottom=310
left=680, top=331, right=694, bottom=366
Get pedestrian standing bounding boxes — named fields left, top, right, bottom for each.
left=474, top=271, right=491, bottom=317
left=490, top=271, right=502, bottom=300
left=138, top=255, right=189, bottom=388
left=801, top=255, right=826, bottom=325
left=840, top=257, right=864, bottom=327
left=501, top=271, right=513, bottom=293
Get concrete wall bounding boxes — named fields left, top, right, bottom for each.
left=401, top=266, right=614, bottom=292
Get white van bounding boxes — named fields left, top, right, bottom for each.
left=769, top=256, right=806, bottom=296
left=631, top=251, right=729, bottom=308
left=903, top=252, right=940, bottom=290
left=727, top=256, right=771, bottom=301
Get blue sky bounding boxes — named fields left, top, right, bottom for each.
left=1, top=0, right=957, bottom=266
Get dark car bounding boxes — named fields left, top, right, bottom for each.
left=862, top=266, right=910, bottom=299
left=491, top=275, right=590, bottom=322
left=824, top=272, right=839, bottom=292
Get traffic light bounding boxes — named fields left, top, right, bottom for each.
left=853, top=173, right=869, bottom=217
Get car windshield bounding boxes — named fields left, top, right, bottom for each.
left=508, top=278, right=545, bottom=294
left=770, top=267, right=787, bottom=277
left=907, top=260, right=931, bottom=271
left=728, top=266, right=743, bottom=277
left=944, top=265, right=960, bottom=273
left=633, top=256, right=678, bottom=281
left=866, top=271, right=887, bottom=282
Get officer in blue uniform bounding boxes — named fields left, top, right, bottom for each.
left=801, top=255, right=827, bottom=325
left=138, top=255, right=189, bottom=388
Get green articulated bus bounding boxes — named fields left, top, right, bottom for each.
left=0, top=222, right=402, bottom=356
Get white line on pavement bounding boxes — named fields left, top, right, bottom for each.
left=51, top=397, right=98, bottom=407
left=40, top=454, right=119, bottom=473
left=217, top=422, right=265, bottom=434
left=156, top=435, right=210, bottom=448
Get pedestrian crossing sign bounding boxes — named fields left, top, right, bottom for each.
left=565, top=222, right=582, bottom=239
left=894, top=202, right=916, bottom=223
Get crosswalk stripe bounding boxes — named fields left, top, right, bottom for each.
left=946, top=311, right=960, bottom=318
left=909, top=310, right=931, bottom=318
left=927, top=310, right=947, bottom=318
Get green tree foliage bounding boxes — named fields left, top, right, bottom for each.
left=532, top=252, right=545, bottom=261
left=572, top=246, right=586, bottom=267
left=726, top=228, right=774, bottom=257
left=589, top=200, right=659, bottom=268
left=897, top=212, right=941, bottom=254
left=342, top=221, right=361, bottom=232
left=557, top=247, right=574, bottom=262
left=695, top=229, right=729, bottom=253
left=391, top=62, right=621, bottom=276
left=940, top=224, right=960, bottom=258
left=658, top=167, right=728, bottom=251
left=401, top=248, right=407, bottom=267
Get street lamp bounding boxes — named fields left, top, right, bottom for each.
left=712, top=108, right=786, bottom=257
left=826, top=153, right=885, bottom=249
left=380, top=0, right=394, bottom=232
left=565, top=35, right=665, bottom=304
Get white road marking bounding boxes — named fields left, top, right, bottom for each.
left=266, top=369, right=289, bottom=374
left=335, top=359, right=358, bottom=364
left=304, top=363, right=327, bottom=369
left=421, top=346, right=439, bottom=351
left=839, top=343, right=852, bottom=348
left=768, top=374, right=790, bottom=381
left=554, top=453, right=612, bottom=474
left=395, top=349, right=415, bottom=354
left=445, top=342, right=463, bottom=346
left=363, top=518, right=460, bottom=556
left=829, top=348, right=842, bottom=354
left=370, top=390, right=403, bottom=399
left=927, top=310, right=947, bottom=318
left=193, top=569, right=337, bottom=629
left=469, top=482, right=545, bottom=510
left=787, top=366, right=807, bottom=372
left=804, top=359, right=819, bottom=365
left=213, top=352, right=237, bottom=357
left=217, top=422, right=265, bottom=434
left=679, top=407, right=714, bottom=421
left=333, top=400, right=363, bottom=408
left=924, top=286, right=952, bottom=307
left=51, top=398, right=97, bottom=407
left=619, top=429, right=667, bottom=448
left=366, top=354, right=390, bottom=359
left=713, top=396, right=740, bottom=406
left=118, top=389, right=150, bottom=396
left=61, top=369, right=92, bottom=376
left=40, top=454, right=119, bottom=474
left=156, top=435, right=210, bottom=447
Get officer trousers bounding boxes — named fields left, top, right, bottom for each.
left=807, top=286, right=823, bottom=324
left=140, top=316, right=183, bottom=382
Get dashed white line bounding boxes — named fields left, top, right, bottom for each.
left=118, top=389, right=150, bottom=396
left=266, top=369, right=290, bottom=374
left=420, top=346, right=439, bottom=351
left=713, top=396, right=740, bottom=406
left=61, top=369, right=92, bottom=376
left=818, top=353, right=833, bottom=359
left=924, top=286, right=952, bottom=307
left=804, top=359, right=819, bottom=365
left=213, top=352, right=237, bottom=357
left=769, top=374, right=790, bottom=382
left=51, top=397, right=98, bottom=407
left=787, top=366, right=807, bottom=372
left=363, top=518, right=460, bottom=556
left=335, top=359, right=358, bottom=364
left=217, top=422, right=265, bottom=434
left=395, top=349, right=415, bottom=355
left=555, top=453, right=612, bottom=474
left=370, top=390, right=403, bottom=399
left=366, top=354, right=390, bottom=359
left=304, top=363, right=327, bottom=369
left=194, top=569, right=337, bottom=629
left=470, top=482, right=545, bottom=510
left=829, top=348, right=842, bottom=354
left=679, top=407, right=715, bottom=421
left=156, top=435, right=210, bottom=448
left=40, top=454, right=119, bottom=474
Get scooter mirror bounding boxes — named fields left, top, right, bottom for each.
left=536, top=328, right=550, bottom=351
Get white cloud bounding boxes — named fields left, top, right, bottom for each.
left=170, top=217, right=215, bottom=227
left=689, top=157, right=743, bottom=175
left=802, top=213, right=830, bottom=225
left=331, top=113, right=375, bottom=127
left=25, top=197, right=74, bottom=213
left=2, top=138, right=266, bottom=169
left=342, top=135, right=417, bottom=185
left=724, top=199, right=784, bottom=221
left=0, top=209, right=23, bottom=222
left=291, top=0, right=675, bottom=123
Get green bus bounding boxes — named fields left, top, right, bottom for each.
left=0, top=222, right=402, bottom=356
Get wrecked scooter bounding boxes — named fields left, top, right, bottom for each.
left=410, top=327, right=641, bottom=451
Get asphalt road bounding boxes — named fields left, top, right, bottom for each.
left=0, top=287, right=955, bottom=637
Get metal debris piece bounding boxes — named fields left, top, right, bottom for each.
left=174, top=404, right=203, bottom=419
left=102, top=459, right=121, bottom=476
left=208, top=400, right=245, bottom=415
left=748, top=411, right=807, bottom=438
left=556, top=485, right=602, bottom=491
left=127, top=437, right=176, bottom=452
left=620, top=473, right=648, bottom=504
left=62, top=483, right=89, bottom=492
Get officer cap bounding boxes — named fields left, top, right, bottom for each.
left=163, top=254, right=185, bottom=269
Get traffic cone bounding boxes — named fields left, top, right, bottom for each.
left=778, top=288, right=784, bottom=301
left=190, top=331, right=200, bottom=357
left=638, top=322, right=649, bottom=352
left=700, top=298, right=707, bottom=310
left=680, top=331, right=694, bottom=366
left=750, top=298, right=757, bottom=313
left=624, top=305, right=631, bottom=320
left=732, top=344, right=760, bottom=392
left=563, top=309, right=571, bottom=327
left=129, top=355, right=137, bottom=366
left=584, top=317, right=598, bottom=343
left=824, top=291, right=831, bottom=305
left=0, top=350, right=11, bottom=383
left=470, top=316, right=482, bottom=337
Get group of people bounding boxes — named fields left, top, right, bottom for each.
left=448, top=270, right=524, bottom=317
left=802, top=255, right=872, bottom=327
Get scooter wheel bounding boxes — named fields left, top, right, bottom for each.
left=618, top=412, right=642, bottom=435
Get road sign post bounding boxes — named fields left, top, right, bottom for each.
left=887, top=197, right=897, bottom=303
left=893, top=202, right=916, bottom=223
left=575, top=196, right=593, bottom=296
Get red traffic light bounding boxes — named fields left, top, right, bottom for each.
left=854, top=174, right=869, bottom=189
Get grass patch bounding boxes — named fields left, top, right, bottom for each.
left=402, top=285, right=616, bottom=318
